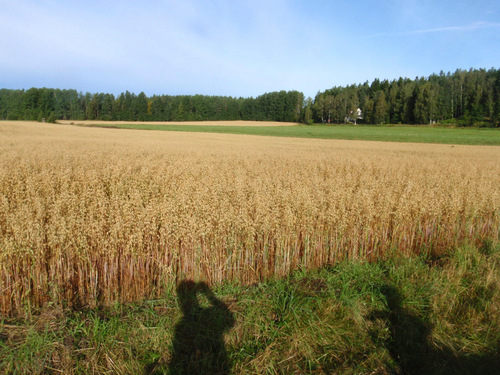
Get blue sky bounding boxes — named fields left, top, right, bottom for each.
left=1, top=0, right=499, bottom=98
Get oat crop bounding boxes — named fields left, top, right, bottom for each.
left=1, top=122, right=499, bottom=315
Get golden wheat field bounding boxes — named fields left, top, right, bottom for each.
left=0, top=121, right=499, bottom=315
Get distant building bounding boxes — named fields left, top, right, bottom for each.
left=345, top=108, right=363, bottom=124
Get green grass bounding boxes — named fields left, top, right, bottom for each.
left=84, top=123, right=500, bottom=145
left=1, top=241, right=499, bottom=374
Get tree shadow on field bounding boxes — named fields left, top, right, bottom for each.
left=146, top=280, right=235, bottom=375
left=368, top=284, right=500, bottom=375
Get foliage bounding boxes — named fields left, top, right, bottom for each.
left=1, top=68, right=498, bottom=125
left=313, top=68, right=500, bottom=126
left=0, top=88, right=304, bottom=124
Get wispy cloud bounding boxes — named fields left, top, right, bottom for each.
left=365, top=21, right=500, bottom=38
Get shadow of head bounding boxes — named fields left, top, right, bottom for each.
left=379, top=284, right=403, bottom=311
left=177, top=280, right=199, bottom=314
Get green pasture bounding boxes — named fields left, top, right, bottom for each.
left=85, top=123, right=500, bottom=145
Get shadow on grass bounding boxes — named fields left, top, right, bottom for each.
left=369, top=285, right=499, bottom=375
left=145, top=280, right=234, bottom=375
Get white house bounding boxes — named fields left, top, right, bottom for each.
left=345, top=108, right=363, bottom=124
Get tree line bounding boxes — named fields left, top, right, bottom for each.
left=309, top=68, right=500, bottom=126
left=0, top=68, right=499, bottom=126
left=0, top=88, right=304, bottom=124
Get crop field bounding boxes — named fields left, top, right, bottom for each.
left=75, top=120, right=500, bottom=145
left=57, top=120, right=300, bottom=127
left=0, top=121, right=499, bottom=316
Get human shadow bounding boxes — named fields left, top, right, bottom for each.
left=165, top=280, right=235, bottom=375
left=369, top=284, right=500, bottom=375
left=368, top=285, right=433, bottom=374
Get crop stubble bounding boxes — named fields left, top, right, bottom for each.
left=0, top=122, right=499, bottom=314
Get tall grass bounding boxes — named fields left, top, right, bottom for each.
left=2, top=243, right=498, bottom=374
left=1, top=122, right=499, bottom=315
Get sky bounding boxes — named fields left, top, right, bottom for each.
left=1, top=0, right=499, bottom=98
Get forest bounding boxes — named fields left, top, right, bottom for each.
left=0, top=68, right=499, bottom=126
left=309, top=67, right=500, bottom=127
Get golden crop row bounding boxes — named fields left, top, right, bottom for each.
left=1, top=122, right=499, bottom=314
